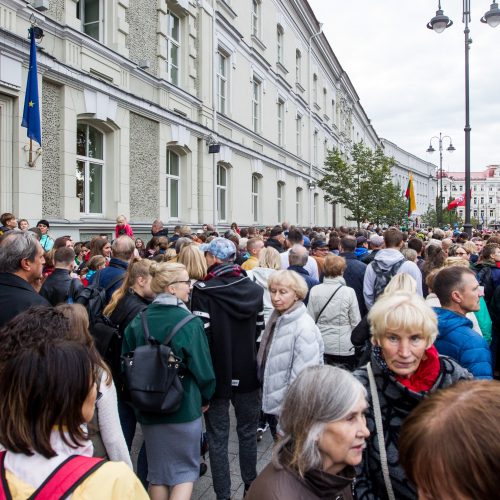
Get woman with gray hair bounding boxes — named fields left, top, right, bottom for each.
left=247, top=365, right=369, bottom=500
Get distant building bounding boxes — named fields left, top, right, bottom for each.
left=441, top=165, right=500, bottom=228
left=381, top=139, right=438, bottom=216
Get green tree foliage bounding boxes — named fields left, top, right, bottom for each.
left=318, top=143, right=406, bottom=227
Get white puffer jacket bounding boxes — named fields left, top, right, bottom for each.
left=307, top=276, right=361, bottom=356
left=262, top=303, right=324, bottom=416
left=246, top=267, right=277, bottom=324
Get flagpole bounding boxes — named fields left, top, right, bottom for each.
left=29, top=138, right=33, bottom=166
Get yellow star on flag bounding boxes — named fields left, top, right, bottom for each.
left=28, top=101, right=34, bottom=107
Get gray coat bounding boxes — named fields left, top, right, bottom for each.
left=262, top=303, right=324, bottom=416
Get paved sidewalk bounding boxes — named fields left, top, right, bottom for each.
left=131, top=408, right=274, bottom=500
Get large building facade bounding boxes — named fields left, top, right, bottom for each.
left=0, top=0, right=382, bottom=237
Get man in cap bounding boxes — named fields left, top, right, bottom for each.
left=361, top=234, right=384, bottom=265
left=265, top=225, right=285, bottom=253
left=191, top=237, right=264, bottom=499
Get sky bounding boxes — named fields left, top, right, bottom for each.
left=307, top=0, right=500, bottom=173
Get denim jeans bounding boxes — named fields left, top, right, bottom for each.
left=118, top=399, right=148, bottom=487
left=204, top=389, right=260, bottom=500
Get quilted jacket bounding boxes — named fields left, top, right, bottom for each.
left=261, top=303, right=323, bottom=416
left=433, top=307, right=492, bottom=379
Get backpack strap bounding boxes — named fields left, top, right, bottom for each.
left=0, top=451, right=12, bottom=500
left=0, top=452, right=104, bottom=500
left=140, top=310, right=196, bottom=346
left=315, top=285, right=343, bottom=324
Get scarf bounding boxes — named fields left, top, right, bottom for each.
left=204, top=263, right=244, bottom=281
left=373, top=344, right=440, bottom=392
left=256, top=300, right=303, bottom=382
left=153, top=292, right=190, bottom=312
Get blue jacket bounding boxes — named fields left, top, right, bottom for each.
left=88, top=258, right=128, bottom=303
left=287, top=265, right=319, bottom=305
left=433, top=307, right=492, bottom=379
left=340, top=252, right=367, bottom=317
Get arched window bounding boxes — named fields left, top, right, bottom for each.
left=217, top=164, right=227, bottom=222
left=296, top=187, right=302, bottom=224
left=277, top=182, right=285, bottom=222
left=76, top=122, right=104, bottom=214
left=166, top=149, right=180, bottom=219
left=252, top=174, right=260, bottom=222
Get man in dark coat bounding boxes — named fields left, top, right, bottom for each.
left=340, top=235, right=367, bottom=316
left=265, top=225, right=285, bottom=253
left=0, top=230, right=50, bottom=326
left=287, top=244, right=319, bottom=304
left=40, top=247, right=82, bottom=306
left=191, top=237, right=264, bottom=499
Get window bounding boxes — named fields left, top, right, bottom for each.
left=481, top=197, right=484, bottom=204
left=331, top=99, right=335, bottom=125
left=474, top=197, right=477, bottom=205
left=277, top=182, right=284, bottom=221
left=76, top=123, right=104, bottom=214
left=166, top=149, right=180, bottom=219
left=296, top=187, right=302, bottom=224
left=313, top=193, right=318, bottom=224
left=490, top=209, right=494, bottom=218
left=313, top=74, right=318, bottom=104
left=251, top=0, right=260, bottom=38
left=295, top=50, right=301, bottom=83
left=323, top=88, right=327, bottom=114
left=277, top=98, right=285, bottom=146
left=252, top=77, right=261, bottom=133
left=277, top=25, right=284, bottom=64
left=459, top=185, right=463, bottom=191
left=252, top=174, right=260, bottom=222
left=166, top=11, right=180, bottom=85
left=313, top=130, right=318, bottom=165
left=217, top=51, right=228, bottom=114
left=474, top=209, right=478, bottom=217
left=489, top=197, right=493, bottom=204
left=77, top=0, right=102, bottom=41
left=217, top=164, right=227, bottom=222
left=296, top=113, right=302, bottom=156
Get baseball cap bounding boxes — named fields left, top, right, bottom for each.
left=311, top=239, right=328, bottom=249
left=200, top=237, right=236, bottom=261
left=369, top=235, right=384, bottom=247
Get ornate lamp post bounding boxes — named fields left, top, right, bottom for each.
left=426, top=133, right=455, bottom=226
left=427, top=0, right=500, bottom=236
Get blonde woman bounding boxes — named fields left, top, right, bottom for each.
left=353, top=293, right=471, bottom=500
left=123, top=262, right=215, bottom=500
left=177, top=244, right=208, bottom=285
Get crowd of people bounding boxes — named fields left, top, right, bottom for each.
left=0, top=211, right=499, bottom=500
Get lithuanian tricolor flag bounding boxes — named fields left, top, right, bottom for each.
left=405, top=173, right=417, bottom=216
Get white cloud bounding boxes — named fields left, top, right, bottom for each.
left=308, top=0, right=500, bottom=170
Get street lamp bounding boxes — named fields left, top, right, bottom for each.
left=426, top=133, right=455, bottom=227
left=427, top=0, right=500, bottom=236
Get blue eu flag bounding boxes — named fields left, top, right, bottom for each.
left=21, top=28, right=41, bottom=145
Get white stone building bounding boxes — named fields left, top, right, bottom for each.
left=441, top=165, right=500, bottom=228
left=381, top=138, right=438, bottom=217
left=0, top=0, right=381, bottom=238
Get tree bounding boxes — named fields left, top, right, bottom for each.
left=318, top=143, right=401, bottom=227
left=421, top=204, right=438, bottom=228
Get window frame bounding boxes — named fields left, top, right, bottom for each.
left=217, top=163, right=228, bottom=223
left=216, top=50, right=228, bottom=115
left=77, top=0, right=104, bottom=42
left=76, top=122, right=105, bottom=216
left=251, top=0, right=260, bottom=38
left=252, top=76, right=262, bottom=133
left=277, top=182, right=284, bottom=222
left=252, top=174, right=260, bottom=223
left=296, top=187, right=302, bottom=224
left=165, top=149, right=181, bottom=220
left=296, top=113, right=302, bottom=156
left=277, top=98, right=285, bottom=146
left=166, top=10, right=181, bottom=86
left=295, top=49, right=302, bottom=83
left=277, top=25, right=284, bottom=64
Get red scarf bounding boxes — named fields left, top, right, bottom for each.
left=395, top=345, right=440, bottom=392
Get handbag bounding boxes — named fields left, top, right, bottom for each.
left=122, top=310, right=195, bottom=414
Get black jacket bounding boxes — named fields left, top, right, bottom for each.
left=265, top=237, right=284, bottom=253
left=191, top=264, right=264, bottom=398
left=40, top=268, right=83, bottom=306
left=340, top=252, right=367, bottom=316
left=0, top=273, right=50, bottom=326
left=109, top=289, right=152, bottom=336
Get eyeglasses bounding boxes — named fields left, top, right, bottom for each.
left=170, top=280, right=191, bottom=286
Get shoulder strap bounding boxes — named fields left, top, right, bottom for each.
left=367, top=363, right=396, bottom=500
left=315, top=285, right=343, bottom=324
left=0, top=451, right=13, bottom=500
left=30, top=455, right=105, bottom=500
left=164, top=314, right=197, bottom=346
left=0, top=452, right=104, bottom=500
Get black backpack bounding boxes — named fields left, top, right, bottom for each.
left=371, top=259, right=404, bottom=300
left=122, top=310, right=196, bottom=414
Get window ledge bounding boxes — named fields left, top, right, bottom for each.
left=295, top=82, right=305, bottom=94
left=313, top=103, right=321, bottom=112
left=276, top=61, right=288, bottom=75
left=217, top=0, right=237, bottom=19
left=251, top=34, right=267, bottom=51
